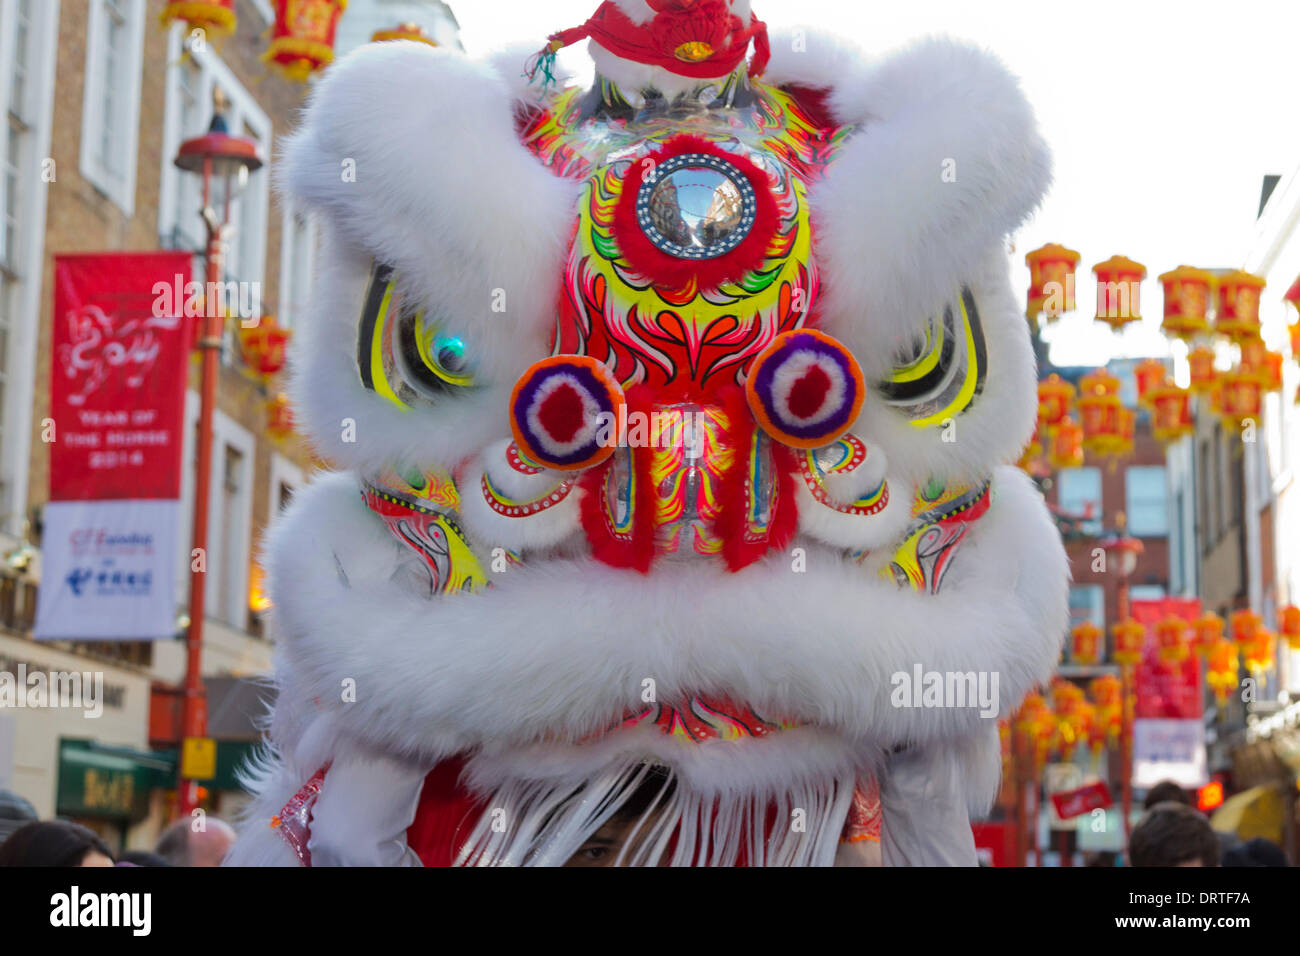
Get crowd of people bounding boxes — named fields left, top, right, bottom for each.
left=0, top=787, right=235, bottom=867
left=1117, top=779, right=1288, bottom=867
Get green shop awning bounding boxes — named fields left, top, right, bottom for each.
left=57, top=739, right=175, bottom=822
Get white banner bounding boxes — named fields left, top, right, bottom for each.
left=1132, top=718, right=1208, bottom=789
left=34, top=500, right=180, bottom=641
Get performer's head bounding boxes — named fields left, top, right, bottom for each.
left=1128, top=802, right=1220, bottom=867
left=564, top=765, right=676, bottom=867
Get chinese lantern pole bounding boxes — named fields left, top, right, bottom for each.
left=176, top=156, right=225, bottom=821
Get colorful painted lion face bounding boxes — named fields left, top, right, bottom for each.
left=231, top=12, right=1068, bottom=870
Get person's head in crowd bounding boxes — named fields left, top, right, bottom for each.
left=0, top=821, right=115, bottom=867
left=117, top=849, right=172, bottom=867
left=155, top=816, right=236, bottom=867
left=0, top=789, right=39, bottom=846
left=1143, top=780, right=1190, bottom=811
left=1129, top=801, right=1220, bottom=867
left=1222, top=837, right=1288, bottom=867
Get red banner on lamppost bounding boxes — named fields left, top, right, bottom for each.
left=35, top=252, right=193, bottom=641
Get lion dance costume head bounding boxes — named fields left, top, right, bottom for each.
left=229, top=0, right=1068, bottom=867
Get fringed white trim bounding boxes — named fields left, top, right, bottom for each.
left=454, top=759, right=855, bottom=867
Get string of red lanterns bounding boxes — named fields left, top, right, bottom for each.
left=163, top=1, right=438, bottom=86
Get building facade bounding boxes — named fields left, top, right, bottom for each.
left=0, top=0, right=461, bottom=852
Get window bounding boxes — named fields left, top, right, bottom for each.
left=81, top=0, right=145, bottom=214
left=269, top=452, right=305, bottom=520
left=1125, top=466, right=1168, bottom=536
left=278, top=206, right=317, bottom=330
left=177, top=393, right=255, bottom=631
left=217, top=443, right=246, bottom=627
left=1215, top=425, right=1228, bottom=537
left=1059, top=467, right=1103, bottom=535
left=1069, top=585, right=1105, bottom=630
left=1130, top=585, right=1167, bottom=603
left=158, top=26, right=271, bottom=293
left=0, top=0, right=57, bottom=533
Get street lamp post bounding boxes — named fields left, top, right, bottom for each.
left=171, top=96, right=262, bottom=821
left=1102, top=513, right=1143, bottom=845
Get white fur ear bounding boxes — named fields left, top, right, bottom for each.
left=278, top=40, right=581, bottom=470
left=811, top=35, right=1051, bottom=352
left=762, top=26, right=867, bottom=92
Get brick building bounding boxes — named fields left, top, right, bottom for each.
left=0, top=0, right=460, bottom=852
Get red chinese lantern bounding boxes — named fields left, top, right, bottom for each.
left=1216, top=367, right=1262, bottom=427
left=1187, top=343, right=1218, bottom=393
left=266, top=392, right=295, bottom=442
left=1090, top=674, right=1122, bottom=708
left=161, top=0, right=236, bottom=36
left=1092, top=255, right=1146, bottom=330
left=1071, top=621, right=1102, bottom=665
left=1265, top=351, right=1285, bottom=393
left=1247, top=348, right=1285, bottom=393
left=1134, top=357, right=1168, bottom=407
left=1156, top=616, right=1189, bottom=665
left=1214, top=270, right=1266, bottom=342
left=265, top=0, right=348, bottom=82
left=1038, top=374, right=1075, bottom=427
left=1054, top=693, right=1092, bottom=761
left=1051, top=678, right=1086, bottom=712
left=1234, top=336, right=1279, bottom=393
left=1242, top=630, right=1275, bottom=677
left=1159, top=266, right=1213, bottom=339
left=1045, top=416, right=1086, bottom=470
left=1149, top=381, right=1192, bottom=445
left=1230, top=608, right=1262, bottom=648
left=1191, top=611, right=1224, bottom=657
left=1014, top=692, right=1057, bottom=767
left=1286, top=275, right=1300, bottom=355
left=1280, top=604, right=1300, bottom=650
left=237, top=315, right=292, bottom=379
left=1049, top=415, right=1085, bottom=470
left=1206, top=639, right=1238, bottom=706
left=1078, top=368, right=1124, bottom=458
left=371, top=22, right=438, bottom=46
left=1112, top=618, right=1145, bottom=667
left=1089, top=675, right=1123, bottom=748
left=1026, top=243, right=1081, bottom=322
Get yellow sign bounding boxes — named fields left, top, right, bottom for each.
left=180, top=737, right=217, bottom=781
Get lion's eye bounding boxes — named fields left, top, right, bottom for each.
left=877, top=286, right=987, bottom=428
left=357, top=263, right=476, bottom=409
left=398, top=311, right=476, bottom=395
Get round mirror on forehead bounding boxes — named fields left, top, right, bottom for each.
left=635, top=152, right=757, bottom=260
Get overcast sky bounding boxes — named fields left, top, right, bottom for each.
left=452, top=1, right=1300, bottom=366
